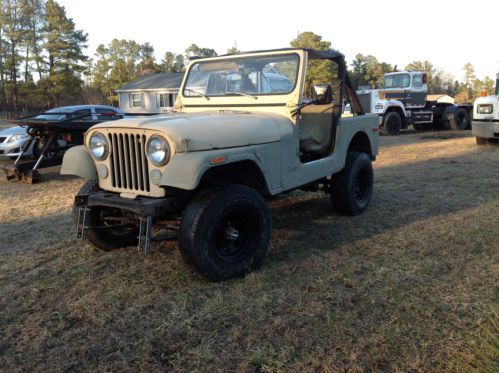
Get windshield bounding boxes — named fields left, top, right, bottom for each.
left=384, top=74, right=410, bottom=89
left=183, top=54, right=299, bottom=97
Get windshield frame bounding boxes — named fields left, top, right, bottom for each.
left=181, top=52, right=301, bottom=99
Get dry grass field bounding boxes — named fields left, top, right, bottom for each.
left=0, top=130, right=498, bottom=372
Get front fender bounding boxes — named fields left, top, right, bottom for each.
left=60, top=145, right=97, bottom=180
left=160, top=145, right=278, bottom=192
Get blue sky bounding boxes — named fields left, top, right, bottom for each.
left=58, top=0, right=499, bottom=81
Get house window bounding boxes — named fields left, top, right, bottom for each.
left=130, top=93, right=143, bottom=108
left=158, top=93, right=175, bottom=108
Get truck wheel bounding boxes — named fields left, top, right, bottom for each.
left=449, top=108, right=468, bottom=130
left=330, top=151, right=373, bottom=216
left=178, top=184, right=271, bottom=281
left=382, top=112, right=402, bottom=135
left=476, top=136, right=487, bottom=145
left=72, top=180, right=139, bottom=251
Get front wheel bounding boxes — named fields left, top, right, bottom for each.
left=382, top=112, right=402, bottom=135
left=330, top=151, right=374, bottom=216
left=178, top=184, right=271, bottom=281
left=72, top=180, right=139, bottom=251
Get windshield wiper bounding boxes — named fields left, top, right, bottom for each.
left=184, top=88, right=210, bottom=100
left=228, top=91, right=258, bottom=99
left=290, top=100, right=318, bottom=117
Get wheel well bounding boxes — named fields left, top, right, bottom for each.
left=348, top=131, right=373, bottom=158
left=199, top=160, right=270, bottom=196
left=385, top=106, right=406, bottom=125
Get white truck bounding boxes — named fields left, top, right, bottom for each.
left=472, top=73, right=499, bottom=145
left=357, top=71, right=473, bottom=135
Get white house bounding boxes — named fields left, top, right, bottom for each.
left=116, top=73, right=184, bottom=114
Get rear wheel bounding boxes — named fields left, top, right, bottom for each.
left=72, top=180, right=139, bottom=251
left=330, top=151, right=373, bottom=215
left=179, top=184, right=271, bottom=281
left=382, top=112, right=402, bottom=135
left=449, top=108, right=469, bottom=130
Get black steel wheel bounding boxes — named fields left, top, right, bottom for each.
left=330, top=151, right=373, bottom=215
left=449, top=108, right=469, bottom=130
left=72, top=180, right=139, bottom=251
left=382, top=111, right=402, bottom=135
left=179, top=184, right=271, bottom=281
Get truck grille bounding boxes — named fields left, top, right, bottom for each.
left=108, top=133, right=150, bottom=192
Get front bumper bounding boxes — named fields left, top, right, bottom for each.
left=0, top=140, right=29, bottom=157
left=76, top=190, right=177, bottom=217
left=472, top=120, right=499, bottom=139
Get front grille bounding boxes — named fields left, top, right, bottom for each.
left=0, top=137, right=6, bottom=143
left=108, top=133, right=150, bottom=192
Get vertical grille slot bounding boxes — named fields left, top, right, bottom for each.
left=107, top=131, right=150, bottom=193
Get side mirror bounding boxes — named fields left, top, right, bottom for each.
left=313, top=84, right=332, bottom=104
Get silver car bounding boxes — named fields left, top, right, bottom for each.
left=0, top=126, right=33, bottom=158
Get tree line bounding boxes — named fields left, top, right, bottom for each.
left=0, top=1, right=496, bottom=117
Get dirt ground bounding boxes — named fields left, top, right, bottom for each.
left=0, top=130, right=498, bottom=372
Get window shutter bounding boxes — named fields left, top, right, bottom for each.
left=156, top=93, right=160, bottom=108
left=141, top=93, right=145, bottom=108
left=129, top=93, right=132, bottom=108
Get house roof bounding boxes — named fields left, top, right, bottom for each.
left=427, top=94, right=455, bottom=104
left=116, top=73, right=184, bottom=92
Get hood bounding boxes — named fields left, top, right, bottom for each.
left=91, top=111, right=294, bottom=152
left=474, top=95, right=499, bottom=105
left=0, top=126, right=27, bottom=136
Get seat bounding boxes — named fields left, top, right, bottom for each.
left=299, top=103, right=334, bottom=155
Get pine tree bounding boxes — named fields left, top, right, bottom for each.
left=43, top=0, right=87, bottom=105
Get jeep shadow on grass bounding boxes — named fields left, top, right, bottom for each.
left=62, top=48, right=380, bottom=281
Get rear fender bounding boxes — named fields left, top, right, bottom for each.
left=60, top=145, right=97, bottom=180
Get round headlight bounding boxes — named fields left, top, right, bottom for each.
left=89, top=132, right=109, bottom=160
left=146, top=136, right=170, bottom=166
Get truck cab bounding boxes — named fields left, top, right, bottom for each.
left=472, top=73, right=499, bottom=144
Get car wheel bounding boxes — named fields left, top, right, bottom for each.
left=476, top=136, right=487, bottom=145
left=178, top=184, right=271, bottom=281
left=449, top=108, right=468, bottom=130
left=72, top=180, right=139, bottom=251
left=330, top=151, right=373, bottom=216
left=382, top=112, right=402, bottom=135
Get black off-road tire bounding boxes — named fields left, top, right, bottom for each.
left=72, top=180, right=139, bottom=251
left=449, top=108, right=469, bottom=130
left=382, top=111, right=402, bottom=135
left=178, top=184, right=271, bottom=281
left=330, top=151, right=373, bottom=216
left=476, top=136, right=487, bottom=145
